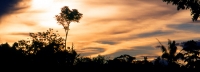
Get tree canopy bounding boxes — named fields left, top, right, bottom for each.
left=55, top=6, right=83, bottom=49
left=163, top=0, right=200, bottom=21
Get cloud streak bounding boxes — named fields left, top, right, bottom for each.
left=8, top=32, right=29, bottom=36
left=1, top=0, right=200, bottom=58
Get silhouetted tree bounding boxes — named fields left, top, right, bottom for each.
left=16, top=28, right=65, bottom=55
left=143, top=56, right=148, bottom=62
left=163, top=0, right=200, bottom=21
left=113, top=54, right=136, bottom=63
left=156, top=39, right=178, bottom=64
left=55, top=6, right=83, bottom=49
left=64, top=43, right=79, bottom=66
left=0, top=43, right=12, bottom=66
left=12, top=28, right=80, bottom=68
left=92, top=55, right=108, bottom=65
left=176, top=40, right=200, bottom=69
left=74, top=56, right=92, bottom=66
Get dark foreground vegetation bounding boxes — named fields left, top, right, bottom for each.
left=0, top=0, right=200, bottom=71
left=0, top=28, right=200, bottom=72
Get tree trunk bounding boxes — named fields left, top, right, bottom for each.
left=65, top=29, right=69, bottom=50
left=64, top=23, right=70, bottom=50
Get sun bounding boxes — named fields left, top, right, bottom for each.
left=30, top=0, right=79, bottom=28
left=31, top=0, right=54, bottom=10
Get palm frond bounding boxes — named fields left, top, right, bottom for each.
left=156, top=38, right=168, bottom=53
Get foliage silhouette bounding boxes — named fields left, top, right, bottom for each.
left=156, top=39, right=178, bottom=65
left=113, top=54, right=136, bottom=63
left=92, top=55, right=108, bottom=65
left=1, top=29, right=200, bottom=71
left=55, top=6, right=83, bottom=49
left=12, top=28, right=79, bottom=68
left=176, top=40, right=200, bottom=69
left=17, top=28, right=65, bottom=55
left=162, top=0, right=200, bottom=21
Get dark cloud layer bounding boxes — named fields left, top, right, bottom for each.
left=0, top=0, right=29, bottom=17
left=107, top=46, right=159, bottom=58
left=102, top=30, right=174, bottom=42
left=167, top=23, right=200, bottom=33
left=78, top=47, right=105, bottom=56
left=137, top=30, right=174, bottom=38
left=96, top=40, right=119, bottom=45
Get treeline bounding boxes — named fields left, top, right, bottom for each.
left=0, top=42, right=175, bottom=72
left=0, top=29, right=200, bottom=72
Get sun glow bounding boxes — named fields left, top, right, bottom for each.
left=31, top=0, right=54, bottom=10
left=30, top=0, right=80, bottom=28
left=1, top=0, right=198, bottom=58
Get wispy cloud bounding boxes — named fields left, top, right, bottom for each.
left=8, top=32, right=29, bottom=36
left=167, top=23, right=200, bottom=33
left=0, top=0, right=199, bottom=58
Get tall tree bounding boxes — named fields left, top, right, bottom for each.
left=156, top=39, right=178, bottom=64
left=163, top=0, right=200, bottom=21
left=55, top=6, right=83, bottom=50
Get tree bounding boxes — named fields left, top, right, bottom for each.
left=113, top=54, right=136, bottom=63
left=163, top=0, right=200, bottom=21
left=156, top=39, right=179, bottom=66
left=74, top=56, right=92, bottom=65
left=92, top=55, right=108, bottom=65
left=16, top=28, right=65, bottom=55
left=0, top=43, right=13, bottom=65
left=15, top=28, right=79, bottom=67
left=55, top=6, right=83, bottom=50
left=176, top=40, right=200, bottom=68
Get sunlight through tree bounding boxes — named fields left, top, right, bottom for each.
left=55, top=6, right=83, bottom=50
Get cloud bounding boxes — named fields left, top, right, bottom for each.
left=167, top=23, right=200, bottom=33
left=1, top=0, right=199, bottom=58
left=43, top=0, right=196, bottom=58
left=21, top=21, right=38, bottom=26
left=0, top=0, right=30, bottom=17
left=83, top=0, right=178, bottom=19
left=106, top=46, right=160, bottom=59
left=8, top=32, right=29, bottom=36
left=137, top=30, right=174, bottom=38
left=77, top=47, right=105, bottom=56
left=95, top=40, right=119, bottom=45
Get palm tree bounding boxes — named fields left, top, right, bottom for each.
left=55, top=6, right=83, bottom=50
left=156, top=39, right=178, bottom=65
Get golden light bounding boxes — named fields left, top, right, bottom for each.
left=1, top=0, right=198, bottom=57
left=31, top=0, right=54, bottom=10
left=30, top=0, right=80, bottom=28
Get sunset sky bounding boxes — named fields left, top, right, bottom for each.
left=0, top=0, right=200, bottom=59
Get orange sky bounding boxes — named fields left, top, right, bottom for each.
left=0, top=0, right=200, bottom=59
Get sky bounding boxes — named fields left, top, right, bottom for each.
left=0, top=0, right=200, bottom=60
